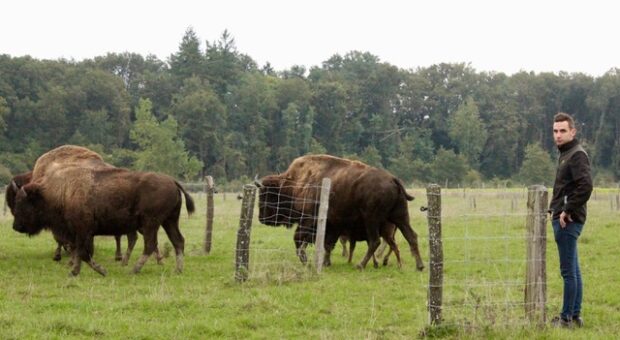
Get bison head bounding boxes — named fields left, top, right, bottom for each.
left=5, top=172, right=33, bottom=215
left=256, top=175, right=301, bottom=227
left=12, top=182, right=47, bottom=236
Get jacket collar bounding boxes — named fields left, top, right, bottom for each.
left=558, top=138, right=579, bottom=153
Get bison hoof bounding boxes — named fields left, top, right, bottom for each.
left=115, top=256, right=122, bottom=261
left=373, top=262, right=379, bottom=269
left=53, top=254, right=62, bottom=262
left=416, top=264, right=425, bottom=271
left=356, top=263, right=365, bottom=271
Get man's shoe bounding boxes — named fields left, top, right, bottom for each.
left=572, top=315, right=584, bottom=328
left=551, top=315, right=573, bottom=329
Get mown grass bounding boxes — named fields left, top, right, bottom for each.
left=0, top=187, right=619, bottom=339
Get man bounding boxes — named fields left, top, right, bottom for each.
left=550, top=112, right=593, bottom=329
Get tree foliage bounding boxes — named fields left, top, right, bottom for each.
left=1, top=30, right=619, bottom=185
left=130, top=99, right=202, bottom=179
left=517, top=143, right=555, bottom=186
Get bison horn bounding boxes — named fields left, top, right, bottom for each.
left=10, top=180, right=19, bottom=193
left=254, top=175, right=264, bottom=188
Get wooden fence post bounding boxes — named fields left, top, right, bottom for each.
left=204, top=176, right=215, bottom=254
left=524, top=185, right=548, bottom=325
left=314, top=178, right=331, bottom=273
left=235, top=184, right=257, bottom=282
left=426, top=184, right=443, bottom=326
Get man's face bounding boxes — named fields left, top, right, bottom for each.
left=553, top=121, right=576, bottom=147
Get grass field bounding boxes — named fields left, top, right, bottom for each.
left=1, top=187, right=619, bottom=339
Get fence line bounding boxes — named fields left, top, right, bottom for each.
left=423, top=184, right=548, bottom=328
left=234, top=179, right=331, bottom=282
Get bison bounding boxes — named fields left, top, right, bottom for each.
left=6, top=145, right=159, bottom=264
left=12, top=166, right=194, bottom=276
left=255, top=154, right=424, bottom=270
left=6, top=171, right=142, bottom=263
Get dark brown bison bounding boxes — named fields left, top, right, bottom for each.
left=6, top=171, right=142, bottom=263
left=256, top=154, right=424, bottom=270
left=12, top=166, right=194, bottom=276
left=7, top=145, right=160, bottom=264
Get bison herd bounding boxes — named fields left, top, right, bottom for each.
left=5, top=145, right=424, bottom=277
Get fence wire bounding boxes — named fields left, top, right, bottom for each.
left=424, top=189, right=538, bottom=329
left=237, top=180, right=329, bottom=282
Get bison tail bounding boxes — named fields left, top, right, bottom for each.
left=393, top=178, right=415, bottom=201
left=175, top=181, right=196, bottom=216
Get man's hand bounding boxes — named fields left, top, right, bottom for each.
left=559, top=211, right=572, bottom=228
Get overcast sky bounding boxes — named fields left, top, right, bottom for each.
left=2, top=0, right=618, bottom=76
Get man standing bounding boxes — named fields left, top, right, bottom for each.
left=550, top=112, right=593, bottom=328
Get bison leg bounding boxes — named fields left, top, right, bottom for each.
left=162, top=218, right=185, bottom=274
left=121, top=231, right=138, bottom=266
left=296, top=242, right=308, bottom=265
left=323, top=239, right=336, bottom=267
left=293, top=227, right=309, bottom=265
left=52, top=233, right=69, bottom=261
left=69, top=250, right=81, bottom=276
left=357, top=220, right=382, bottom=270
left=395, top=222, right=424, bottom=271
left=339, top=235, right=348, bottom=257
left=348, top=240, right=356, bottom=264
left=153, top=246, right=164, bottom=265
left=80, top=235, right=106, bottom=276
left=114, top=235, right=123, bottom=261
left=383, top=237, right=401, bottom=268
left=132, top=224, right=158, bottom=274
left=374, top=239, right=388, bottom=259
left=53, top=241, right=63, bottom=262
left=86, top=260, right=107, bottom=276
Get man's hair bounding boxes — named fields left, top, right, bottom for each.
left=554, top=112, right=575, bottom=129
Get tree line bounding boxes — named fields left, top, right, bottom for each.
left=1, top=28, right=619, bottom=187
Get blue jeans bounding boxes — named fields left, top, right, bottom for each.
left=552, top=219, right=583, bottom=320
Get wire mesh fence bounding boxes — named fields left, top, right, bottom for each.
left=234, top=179, right=331, bottom=283
left=422, top=186, right=547, bottom=329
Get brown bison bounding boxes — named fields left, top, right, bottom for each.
left=12, top=166, right=194, bottom=276
left=6, top=145, right=157, bottom=264
left=255, top=154, right=424, bottom=270
left=7, top=172, right=158, bottom=265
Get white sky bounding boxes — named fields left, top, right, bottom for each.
left=1, top=0, right=619, bottom=76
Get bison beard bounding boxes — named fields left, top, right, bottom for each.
left=12, top=167, right=194, bottom=276
left=256, top=154, right=424, bottom=270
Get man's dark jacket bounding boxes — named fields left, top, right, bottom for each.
left=550, top=138, right=593, bottom=223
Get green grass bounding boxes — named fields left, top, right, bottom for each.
left=1, top=188, right=619, bottom=339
